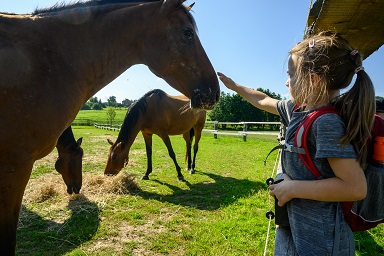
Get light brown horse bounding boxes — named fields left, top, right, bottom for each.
left=55, top=126, right=83, bottom=194
left=0, top=0, right=219, bottom=253
left=104, top=89, right=206, bottom=181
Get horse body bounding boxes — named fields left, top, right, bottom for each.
left=104, top=89, right=206, bottom=181
left=0, top=0, right=219, bottom=253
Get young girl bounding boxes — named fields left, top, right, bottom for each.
left=218, top=31, right=376, bottom=255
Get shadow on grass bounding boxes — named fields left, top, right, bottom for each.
left=16, top=195, right=100, bottom=255
left=136, top=170, right=267, bottom=210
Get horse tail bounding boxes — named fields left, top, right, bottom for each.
left=185, top=128, right=195, bottom=162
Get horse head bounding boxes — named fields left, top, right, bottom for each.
left=104, top=139, right=129, bottom=176
left=55, top=137, right=83, bottom=194
left=142, top=0, right=220, bottom=110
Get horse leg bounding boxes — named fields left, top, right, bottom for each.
left=191, top=129, right=202, bottom=174
left=141, top=133, right=153, bottom=180
left=160, top=135, right=184, bottom=181
left=0, top=161, right=33, bottom=255
left=182, top=132, right=192, bottom=172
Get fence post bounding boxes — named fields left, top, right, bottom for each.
left=214, top=121, right=218, bottom=139
left=214, top=121, right=218, bottom=130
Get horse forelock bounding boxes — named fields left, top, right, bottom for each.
left=181, top=4, right=197, bottom=31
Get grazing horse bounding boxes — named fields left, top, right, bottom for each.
left=0, top=0, right=219, bottom=253
left=55, top=126, right=84, bottom=194
left=104, top=89, right=206, bottom=181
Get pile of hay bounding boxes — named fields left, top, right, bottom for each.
left=84, top=171, right=139, bottom=195
left=23, top=171, right=139, bottom=204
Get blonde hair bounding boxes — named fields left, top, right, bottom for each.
left=290, top=31, right=375, bottom=167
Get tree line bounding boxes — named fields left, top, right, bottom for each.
left=81, top=88, right=283, bottom=123
left=81, top=96, right=134, bottom=110
left=208, top=88, right=282, bottom=122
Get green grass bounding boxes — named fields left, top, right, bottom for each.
left=74, top=108, right=129, bottom=125
left=18, top=126, right=384, bottom=255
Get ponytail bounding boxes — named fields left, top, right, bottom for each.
left=334, top=69, right=376, bottom=167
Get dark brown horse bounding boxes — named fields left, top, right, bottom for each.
left=55, top=126, right=83, bottom=194
left=104, top=89, right=206, bottom=181
left=0, top=0, right=219, bottom=253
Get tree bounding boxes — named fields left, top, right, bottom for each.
left=122, top=98, right=133, bottom=107
left=107, top=96, right=117, bottom=107
left=89, top=96, right=99, bottom=104
left=106, top=106, right=116, bottom=125
left=208, top=88, right=281, bottom=122
left=92, top=102, right=103, bottom=110
left=81, top=103, right=92, bottom=110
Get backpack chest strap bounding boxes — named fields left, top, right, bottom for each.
left=284, top=143, right=306, bottom=154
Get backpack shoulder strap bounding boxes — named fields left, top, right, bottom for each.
left=294, top=106, right=340, bottom=178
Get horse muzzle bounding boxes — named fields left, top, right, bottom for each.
left=67, top=184, right=81, bottom=194
left=190, top=87, right=220, bottom=110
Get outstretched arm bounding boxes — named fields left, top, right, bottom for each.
left=217, top=72, right=279, bottom=115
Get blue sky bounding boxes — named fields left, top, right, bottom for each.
left=1, top=0, right=383, bottom=102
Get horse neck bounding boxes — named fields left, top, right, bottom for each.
left=37, top=3, right=158, bottom=99
left=56, top=127, right=76, bottom=152
left=116, top=104, right=145, bottom=152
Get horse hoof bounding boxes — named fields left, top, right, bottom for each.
left=190, top=169, right=195, bottom=174
left=141, top=175, right=149, bottom=180
left=178, top=176, right=185, bottom=182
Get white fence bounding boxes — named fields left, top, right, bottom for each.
left=94, top=121, right=281, bottom=142
left=204, top=121, right=280, bottom=141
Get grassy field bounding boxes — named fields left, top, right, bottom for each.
left=74, top=108, right=129, bottom=126
left=18, top=126, right=384, bottom=255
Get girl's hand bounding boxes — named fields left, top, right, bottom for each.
left=269, top=174, right=293, bottom=206
left=217, top=72, right=237, bottom=90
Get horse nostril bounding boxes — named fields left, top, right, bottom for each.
left=67, top=187, right=73, bottom=194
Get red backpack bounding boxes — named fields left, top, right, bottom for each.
left=294, top=106, right=384, bottom=232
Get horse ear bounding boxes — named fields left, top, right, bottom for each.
left=186, top=2, right=195, bottom=11
left=161, top=0, right=185, bottom=12
left=107, top=139, right=114, bottom=145
left=116, top=141, right=126, bottom=150
left=76, top=137, right=83, bottom=147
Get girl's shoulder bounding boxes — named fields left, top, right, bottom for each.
left=312, top=112, right=346, bottom=137
left=313, top=112, right=345, bottom=126
left=277, top=100, right=295, bottom=125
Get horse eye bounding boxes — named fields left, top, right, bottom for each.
left=183, top=29, right=194, bottom=40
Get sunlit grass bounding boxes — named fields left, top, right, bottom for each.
left=18, top=126, right=384, bottom=255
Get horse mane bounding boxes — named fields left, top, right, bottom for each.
left=56, top=127, right=80, bottom=152
left=33, top=0, right=197, bottom=33
left=116, top=89, right=166, bottom=145
left=33, top=0, right=160, bottom=15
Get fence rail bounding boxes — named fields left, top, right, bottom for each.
left=204, top=121, right=280, bottom=141
left=94, top=123, right=121, bottom=132
left=93, top=121, right=281, bottom=141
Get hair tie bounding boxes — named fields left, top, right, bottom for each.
left=350, top=49, right=359, bottom=56
left=308, top=39, right=315, bottom=48
left=354, top=66, right=364, bottom=74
